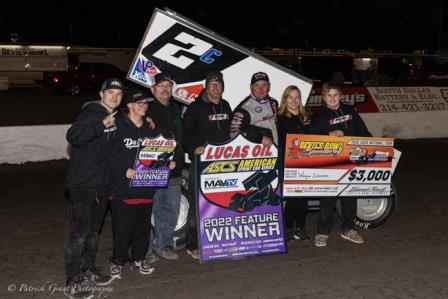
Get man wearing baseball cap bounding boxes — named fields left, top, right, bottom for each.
left=145, top=72, right=185, bottom=262
left=230, top=72, right=279, bottom=146
left=183, top=70, right=232, bottom=259
left=64, top=78, right=124, bottom=298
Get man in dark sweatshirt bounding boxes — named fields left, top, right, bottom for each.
left=64, top=78, right=124, bottom=298
left=146, top=73, right=185, bottom=261
left=182, top=71, right=232, bottom=259
left=312, top=81, right=372, bottom=248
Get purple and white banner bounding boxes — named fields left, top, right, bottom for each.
left=197, top=135, right=286, bottom=262
left=130, top=135, right=175, bottom=187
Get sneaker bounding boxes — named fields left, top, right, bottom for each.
left=130, top=259, right=155, bottom=275
left=294, top=229, right=310, bottom=241
left=341, top=229, right=364, bottom=244
left=158, top=247, right=179, bottom=260
left=109, top=263, right=123, bottom=279
left=82, top=268, right=114, bottom=286
left=146, top=253, right=159, bottom=264
left=186, top=248, right=200, bottom=259
left=284, top=228, right=294, bottom=242
left=64, top=277, right=93, bottom=299
left=314, top=234, right=329, bottom=247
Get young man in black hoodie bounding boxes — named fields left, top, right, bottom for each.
left=64, top=78, right=124, bottom=299
left=108, top=88, right=176, bottom=278
left=312, top=82, right=372, bottom=247
left=183, top=71, right=232, bottom=259
left=146, top=73, right=184, bottom=261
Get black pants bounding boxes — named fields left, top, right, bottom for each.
left=186, top=158, right=198, bottom=251
left=284, top=198, right=308, bottom=230
left=65, top=189, right=108, bottom=283
left=317, top=197, right=357, bottom=235
left=110, top=200, right=153, bottom=264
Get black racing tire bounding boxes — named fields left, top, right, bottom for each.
left=172, top=187, right=190, bottom=249
left=336, top=184, right=397, bottom=229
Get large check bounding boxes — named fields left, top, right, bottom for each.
left=283, top=134, right=400, bottom=197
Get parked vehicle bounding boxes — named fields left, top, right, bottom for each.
left=42, top=62, right=127, bottom=96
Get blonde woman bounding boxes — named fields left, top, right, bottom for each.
left=277, top=85, right=311, bottom=241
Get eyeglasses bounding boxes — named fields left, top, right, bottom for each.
left=133, top=101, right=149, bottom=107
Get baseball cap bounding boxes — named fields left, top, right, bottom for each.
left=250, top=72, right=270, bottom=84
left=205, top=71, right=224, bottom=87
left=154, top=72, right=175, bottom=85
left=101, top=78, right=124, bottom=91
left=123, top=88, right=149, bottom=104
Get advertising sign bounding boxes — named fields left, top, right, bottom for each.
left=198, top=135, right=286, bottom=262
left=130, top=135, right=175, bottom=187
left=283, top=134, right=399, bottom=197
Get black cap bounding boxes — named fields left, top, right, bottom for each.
left=101, top=78, right=124, bottom=91
left=250, top=72, right=270, bottom=84
left=154, top=72, right=175, bottom=85
left=123, top=88, right=149, bottom=104
left=205, top=71, right=224, bottom=87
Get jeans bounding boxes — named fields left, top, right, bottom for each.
left=317, top=197, right=357, bottom=235
left=110, top=200, right=153, bottom=264
left=65, top=189, right=108, bottom=283
left=284, top=197, right=308, bottom=230
left=150, top=183, right=181, bottom=255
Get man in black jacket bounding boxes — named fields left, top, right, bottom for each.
left=146, top=73, right=185, bottom=261
left=64, top=78, right=124, bottom=298
left=312, top=82, right=371, bottom=248
left=183, top=71, right=232, bottom=259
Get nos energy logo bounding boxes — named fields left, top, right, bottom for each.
left=132, top=57, right=158, bottom=84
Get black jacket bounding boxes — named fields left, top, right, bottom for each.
left=311, top=104, right=372, bottom=137
left=146, top=98, right=185, bottom=178
left=183, top=89, right=232, bottom=158
left=109, top=114, right=157, bottom=200
left=277, top=114, right=311, bottom=152
left=65, top=102, right=116, bottom=192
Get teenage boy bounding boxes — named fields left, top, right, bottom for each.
left=312, top=82, right=372, bottom=247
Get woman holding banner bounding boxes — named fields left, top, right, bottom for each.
left=277, top=85, right=312, bottom=242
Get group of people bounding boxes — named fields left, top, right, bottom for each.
left=63, top=70, right=371, bottom=299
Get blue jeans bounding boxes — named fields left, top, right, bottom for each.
left=150, top=183, right=181, bottom=255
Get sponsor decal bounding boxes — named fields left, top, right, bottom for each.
left=209, top=113, right=230, bottom=121
left=329, top=114, right=352, bottom=125
left=298, top=140, right=344, bottom=157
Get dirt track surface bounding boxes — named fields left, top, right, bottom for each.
left=1, top=138, right=448, bottom=298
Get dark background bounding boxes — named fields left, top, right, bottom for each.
left=1, top=0, right=448, bottom=52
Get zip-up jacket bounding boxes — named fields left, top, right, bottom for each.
left=230, top=95, right=279, bottom=145
left=65, top=102, right=116, bottom=192
left=311, top=104, right=372, bottom=137
left=183, top=89, right=232, bottom=158
left=146, top=98, right=184, bottom=178
left=109, top=114, right=157, bottom=201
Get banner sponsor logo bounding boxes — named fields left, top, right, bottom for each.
left=198, top=134, right=285, bottom=262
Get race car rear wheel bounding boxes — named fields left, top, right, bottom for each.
left=336, top=184, right=397, bottom=229
left=173, top=188, right=190, bottom=248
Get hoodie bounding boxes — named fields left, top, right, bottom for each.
left=65, top=102, right=117, bottom=192
left=311, top=103, right=372, bottom=137
left=183, top=89, right=232, bottom=158
left=109, top=113, right=157, bottom=201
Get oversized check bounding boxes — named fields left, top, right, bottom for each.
left=283, top=134, right=400, bottom=197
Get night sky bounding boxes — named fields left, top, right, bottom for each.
left=1, top=0, right=447, bottom=52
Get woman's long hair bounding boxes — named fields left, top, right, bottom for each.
left=278, top=85, right=310, bottom=122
